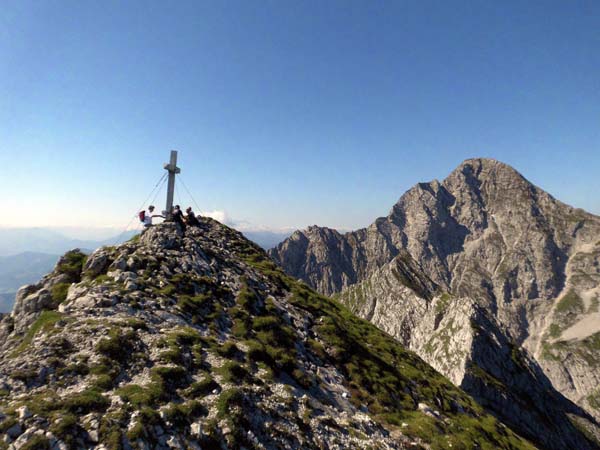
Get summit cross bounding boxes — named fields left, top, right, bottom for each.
left=164, top=150, right=181, bottom=219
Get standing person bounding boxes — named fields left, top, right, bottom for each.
left=172, top=205, right=187, bottom=233
left=185, top=207, right=200, bottom=227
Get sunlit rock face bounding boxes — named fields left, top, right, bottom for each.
left=271, top=158, right=600, bottom=447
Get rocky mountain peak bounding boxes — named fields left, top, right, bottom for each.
left=450, top=157, right=525, bottom=180
left=393, top=158, right=534, bottom=219
left=270, top=158, right=600, bottom=449
left=0, top=218, right=538, bottom=449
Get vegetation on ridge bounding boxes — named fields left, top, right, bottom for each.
left=0, top=221, right=538, bottom=450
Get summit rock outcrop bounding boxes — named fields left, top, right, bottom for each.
left=0, top=219, right=540, bottom=449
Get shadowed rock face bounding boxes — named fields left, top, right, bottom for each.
left=0, top=220, right=541, bottom=449
left=270, top=158, right=600, bottom=447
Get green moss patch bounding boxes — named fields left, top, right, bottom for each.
left=49, top=412, right=79, bottom=443
left=588, top=389, right=600, bottom=410
left=63, top=388, right=109, bottom=414
left=216, top=388, right=244, bottom=418
left=116, top=382, right=165, bottom=408
left=12, top=311, right=65, bottom=356
left=150, top=365, right=189, bottom=393
left=21, top=435, right=51, bottom=450
left=96, top=328, right=138, bottom=363
left=186, top=376, right=220, bottom=398
left=435, top=292, right=453, bottom=315
left=216, top=361, right=250, bottom=383
left=50, top=282, right=71, bottom=307
left=177, top=294, right=212, bottom=316
left=56, top=250, right=87, bottom=282
left=548, top=323, right=562, bottom=339
left=555, top=290, right=584, bottom=315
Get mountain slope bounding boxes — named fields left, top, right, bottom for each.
left=0, top=220, right=537, bottom=449
left=269, top=158, right=600, bottom=446
left=338, top=255, right=600, bottom=449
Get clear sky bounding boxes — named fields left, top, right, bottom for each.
left=1, top=1, right=599, bottom=232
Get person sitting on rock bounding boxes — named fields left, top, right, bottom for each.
left=185, top=207, right=200, bottom=227
left=172, top=205, right=187, bottom=233
left=142, top=205, right=163, bottom=229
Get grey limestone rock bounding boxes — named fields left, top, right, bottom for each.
left=271, top=158, right=600, bottom=448
left=0, top=218, right=531, bottom=450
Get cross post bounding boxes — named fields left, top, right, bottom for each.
left=164, top=150, right=181, bottom=220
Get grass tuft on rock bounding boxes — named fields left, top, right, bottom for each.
left=56, top=250, right=88, bottom=282
left=12, top=311, right=65, bottom=356
left=95, top=328, right=137, bottom=363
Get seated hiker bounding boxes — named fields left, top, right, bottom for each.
left=172, top=205, right=187, bottom=233
left=185, top=207, right=200, bottom=227
left=139, top=205, right=162, bottom=229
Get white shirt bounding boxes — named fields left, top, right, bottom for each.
left=144, top=210, right=155, bottom=226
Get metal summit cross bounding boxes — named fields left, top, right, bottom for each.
left=164, top=150, right=181, bottom=219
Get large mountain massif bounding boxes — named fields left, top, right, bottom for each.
left=0, top=219, right=551, bottom=449
left=270, top=158, right=600, bottom=448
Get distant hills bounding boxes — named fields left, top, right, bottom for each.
left=0, top=252, right=61, bottom=293
left=0, top=227, right=138, bottom=257
left=241, top=229, right=292, bottom=250
left=0, top=252, right=63, bottom=313
left=0, top=226, right=289, bottom=257
left=0, top=293, right=15, bottom=313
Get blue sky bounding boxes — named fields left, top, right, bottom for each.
left=1, top=1, right=599, bottom=231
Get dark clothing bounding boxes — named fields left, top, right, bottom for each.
left=172, top=209, right=187, bottom=233
left=187, top=212, right=200, bottom=227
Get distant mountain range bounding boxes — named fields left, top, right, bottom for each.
left=0, top=252, right=61, bottom=313
left=0, top=227, right=139, bottom=257
left=241, top=229, right=292, bottom=250
left=0, top=293, right=15, bottom=314
left=0, top=252, right=61, bottom=292
left=0, top=226, right=288, bottom=257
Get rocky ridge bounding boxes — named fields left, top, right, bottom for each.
left=0, top=219, right=537, bottom=449
left=269, top=158, right=600, bottom=448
